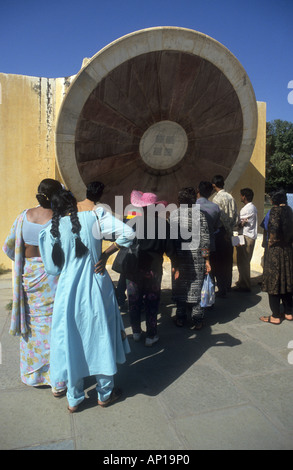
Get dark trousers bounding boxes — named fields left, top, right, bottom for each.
left=269, top=293, right=292, bottom=318
left=116, top=273, right=127, bottom=306
left=236, top=235, right=255, bottom=290
left=127, top=270, right=162, bottom=338
left=212, top=228, right=233, bottom=295
left=176, top=301, right=204, bottom=324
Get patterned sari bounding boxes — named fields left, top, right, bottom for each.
left=3, top=211, right=65, bottom=390
left=262, top=205, right=293, bottom=295
left=20, top=257, right=58, bottom=386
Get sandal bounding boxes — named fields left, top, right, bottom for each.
left=98, top=388, right=122, bottom=408
left=259, top=315, right=282, bottom=325
left=174, top=318, right=185, bottom=327
left=67, top=405, right=79, bottom=413
left=191, top=319, right=204, bottom=330
left=52, top=389, right=67, bottom=398
left=284, top=314, right=293, bottom=321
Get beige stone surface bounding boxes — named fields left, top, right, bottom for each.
left=232, top=101, right=266, bottom=222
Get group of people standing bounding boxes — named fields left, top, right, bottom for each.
left=3, top=175, right=293, bottom=412
left=198, top=175, right=258, bottom=298
left=3, top=180, right=133, bottom=411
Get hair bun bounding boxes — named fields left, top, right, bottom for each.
left=36, top=192, right=51, bottom=208
left=37, top=192, right=50, bottom=201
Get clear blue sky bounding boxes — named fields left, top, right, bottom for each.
left=1, top=0, right=292, bottom=122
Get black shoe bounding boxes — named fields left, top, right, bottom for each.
left=232, top=286, right=251, bottom=292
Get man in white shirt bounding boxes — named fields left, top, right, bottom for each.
left=235, top=188, right=258, bottom=292
left=211, top=175, right=238, bottom=297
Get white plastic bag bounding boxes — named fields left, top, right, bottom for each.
left=200, top=274, right=215, bottom=307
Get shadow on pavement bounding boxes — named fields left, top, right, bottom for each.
left=109, top=284, right=262, bottom=400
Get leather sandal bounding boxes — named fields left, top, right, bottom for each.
left=52, top=389, right=67, bottom=398
left=284, top=314, right=293, bottom=321
left=259, top=315, right=282, bottom=325
left=98, top=388, right=122, bottom=407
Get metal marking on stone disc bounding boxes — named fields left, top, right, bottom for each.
left=139, top=121, right=188, bottom=170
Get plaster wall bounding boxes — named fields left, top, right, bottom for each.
left=232, top=101, right=266, bottom=225
left=0, top=73, right=72, bottom=268
left=231, top=101, right=266, bottom=272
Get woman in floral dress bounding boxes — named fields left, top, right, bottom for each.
left=3, top=179, right=66, bottom=395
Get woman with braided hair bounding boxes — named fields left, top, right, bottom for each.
left=39, top=189, right=134, bottom=412
left=3, top=178, right=66, bottom=395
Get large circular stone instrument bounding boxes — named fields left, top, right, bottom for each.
left=56, top=27, right=258, bottom=207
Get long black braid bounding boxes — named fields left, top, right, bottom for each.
left=50, top=209, right=64, bottom=268
left=68, top=198, right=88, bottom=258
left=50, top=189, right=88, bottom=267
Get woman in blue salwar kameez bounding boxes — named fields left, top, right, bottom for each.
left=39, top=189, right=134, bottom=412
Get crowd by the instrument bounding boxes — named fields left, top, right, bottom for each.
left=3, top=176, right=293, bottom=412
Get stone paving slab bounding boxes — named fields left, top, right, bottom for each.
left=1, top=266, right=293, bottom=451
left=173, top=405, right=292, bottom=450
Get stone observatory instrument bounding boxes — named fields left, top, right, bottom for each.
left=55, top=27, right=258, bottom=208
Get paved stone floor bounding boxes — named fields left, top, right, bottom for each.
left=1, top=264, right=293, bottom=450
